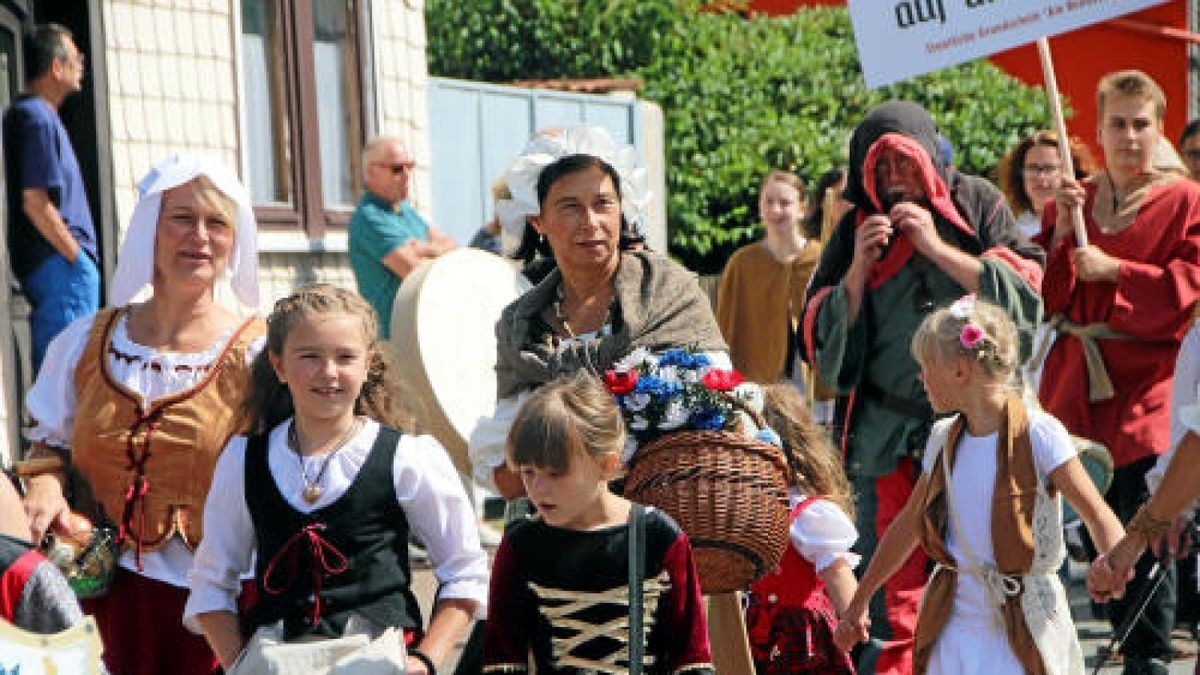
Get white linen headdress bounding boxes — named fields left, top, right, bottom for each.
left=494, top=125, right=650, bottom=247
left=109, top=154, right=259, bottom=308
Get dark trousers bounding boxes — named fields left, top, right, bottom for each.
left=1085, top=455, right=1177, bottom=660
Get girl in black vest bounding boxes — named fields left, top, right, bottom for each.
left=185, top=284, right=489, bottom=673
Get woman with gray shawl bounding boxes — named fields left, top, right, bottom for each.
left=467, top=125, right=727, bottom=500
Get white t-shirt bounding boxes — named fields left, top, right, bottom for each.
left=921, top=409, right=1076, bottom=622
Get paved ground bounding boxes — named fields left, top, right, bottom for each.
left=411, top=557, right=1198, bottom=673
left=1064, top=560, right=1197, bottom=674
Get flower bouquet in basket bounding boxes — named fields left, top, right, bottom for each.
left=601, top=347, right=768, bottom=460
left=603, top=347, right=792, bottom=594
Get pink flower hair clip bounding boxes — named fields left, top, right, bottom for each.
left=960, top=323, right=985, bottom=350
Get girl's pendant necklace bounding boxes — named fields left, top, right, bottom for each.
left=289, top=418, right=361, bottom=504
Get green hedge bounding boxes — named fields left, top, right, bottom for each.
left=427, top=0, right=694, bottom=82
left=426, top=4, right=1054, bottom=272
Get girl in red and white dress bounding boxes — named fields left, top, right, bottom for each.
left=745, top=384, right=859, bottom=674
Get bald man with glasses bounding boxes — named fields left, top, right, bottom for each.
left=349, top=136, right=456, bottom=339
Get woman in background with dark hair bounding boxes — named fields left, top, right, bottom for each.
left=996, top=130, right=1095, bottom=243
left=997, top=132, right=1094, bottom=397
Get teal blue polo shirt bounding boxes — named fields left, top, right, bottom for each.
left=348, top=192, right=430, bottom=339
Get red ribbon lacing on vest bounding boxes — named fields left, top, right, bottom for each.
left=119, top=408, right=165, bottom=570
left=262, top=523, right=350, bottom=627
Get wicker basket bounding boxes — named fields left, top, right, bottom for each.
left=623, top=430, right=791, bottom=594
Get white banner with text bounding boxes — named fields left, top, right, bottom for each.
left=847, top=0, right=1169, bottom=89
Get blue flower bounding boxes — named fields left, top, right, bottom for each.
left=689, top=409, right=726, bottom=431
left=634, top=374, right=683, bottom=403
left=658, top=348, right=711, bottom=370
left=657, top=348, right=691, bottom=367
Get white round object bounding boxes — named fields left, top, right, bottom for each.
left=390, top=249, right=532, bottom=474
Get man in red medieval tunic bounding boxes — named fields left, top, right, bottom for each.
left=1036, top=70, right=1200, bottom=675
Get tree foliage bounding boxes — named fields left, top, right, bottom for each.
left=426, top=3, right=1055, bottom=271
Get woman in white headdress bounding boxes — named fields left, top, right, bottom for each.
left=20, top=154, right=265, bottom=675
left=468, top=125, right=728, bottom=498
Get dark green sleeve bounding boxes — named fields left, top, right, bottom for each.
left=977, top=258, right=1042, bottom=363
left=804, top=213, right=869, bottom=394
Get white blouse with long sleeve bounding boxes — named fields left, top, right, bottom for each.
left=24, top=312, right=264, bottom=588
left=1146, top=323, right=1200, bottom=517
left=184, top=418, right=490, bottom=633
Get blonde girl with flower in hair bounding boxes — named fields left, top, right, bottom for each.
left=745, top=384, right=859, bottom=674
left=833, top=296, right=1125, bottom=675
left=483, top=372, right=714, bottom=674
left=185, top=284, right=488, bottom=674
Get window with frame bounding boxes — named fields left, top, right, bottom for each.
left=242, top=0, right=365, bottom=237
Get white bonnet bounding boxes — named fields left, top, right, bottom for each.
left=109, top=154, right=259, bottom=308
left=494, top=125, right=650, bottom=248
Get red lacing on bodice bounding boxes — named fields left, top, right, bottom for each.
left=118, top=407, right=165, bottom=569
left=262, top=523, right=350, bottom=627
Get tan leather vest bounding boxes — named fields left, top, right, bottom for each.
left=71, top=308, right=264, bottom=553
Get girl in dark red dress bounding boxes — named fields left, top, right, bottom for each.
left=483, top=372, right=714, bottom=674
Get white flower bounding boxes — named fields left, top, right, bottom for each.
left=615, top=346, right=652, bottom=371
left=656, top=365, right=680, bottom=383
left=737, top=411, right=760, bottom=438
left=659, top=400, right=689, bottom=430
left=733, top=383, right=765, bottom=413
left=679, top=367, right=702, bottom=384
left=630, top=415, right=650, bottom=431
left=625, top=393, right=651, bottom=412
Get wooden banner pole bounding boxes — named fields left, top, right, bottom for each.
left=1036, top=37, right=1088, bottom=248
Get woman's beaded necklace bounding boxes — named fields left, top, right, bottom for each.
left=288, top=417, right=362, bottom=504
left=553, top=281, right=613, bottom=339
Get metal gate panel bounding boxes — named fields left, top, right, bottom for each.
left=428, top=78, right=642, bottom=246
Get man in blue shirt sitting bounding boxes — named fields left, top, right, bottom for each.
left=348, top=136, right=456, bottom=339
left=3, top=23, right=100, bottom=375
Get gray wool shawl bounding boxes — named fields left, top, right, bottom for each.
left=494, top=251, right=727, bottom=399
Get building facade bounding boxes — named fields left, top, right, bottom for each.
left=0, top=0, right=438, bottom=462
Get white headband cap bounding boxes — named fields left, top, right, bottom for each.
left=494, top=125, right=650, bottom=245
left=109, top=154, right=259, bottom=308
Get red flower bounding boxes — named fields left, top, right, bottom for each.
left=604, top=369, right=639, bottom=394
left=702, top=368, right=744, bottom=392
